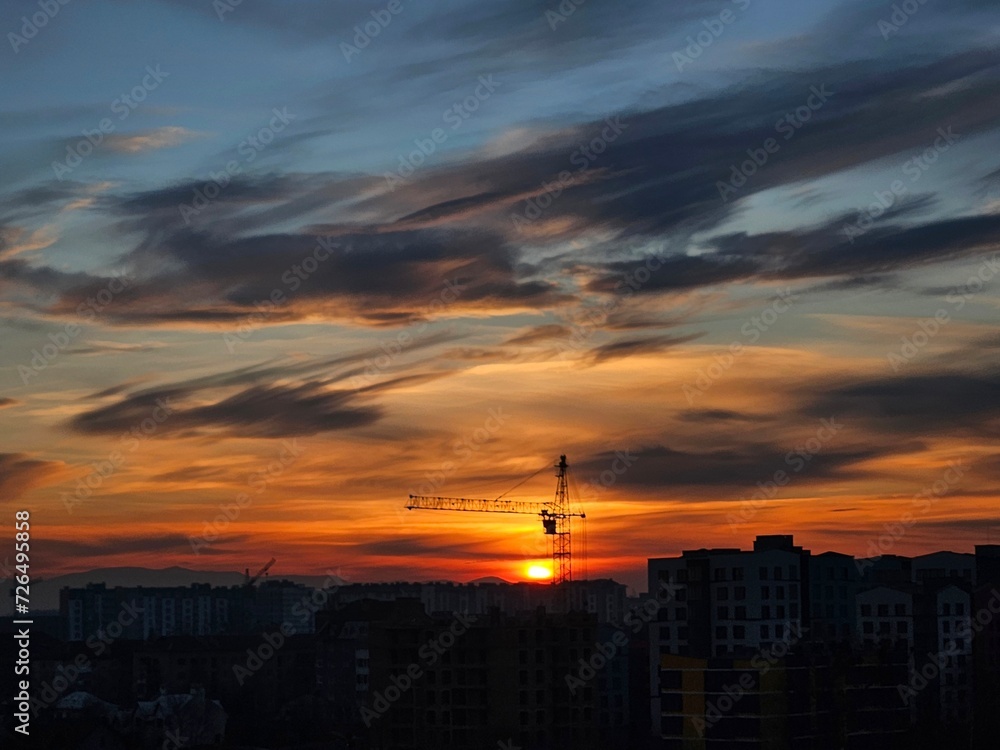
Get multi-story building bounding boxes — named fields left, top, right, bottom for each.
left=856, top=586, right=914, bottom=649
left=810, top=551, right=858, bottom=642
left=60, top=580, right=317, bottom=641
left=365, top=605, right=600, bottom=750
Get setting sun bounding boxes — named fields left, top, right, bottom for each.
left=526, top=565, right=553, bottom=580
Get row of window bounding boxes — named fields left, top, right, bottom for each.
left=711, top=565, right=799, bottom=581
left=860, top=603, right=908, bottom=617
left=659, top=623, right=797, bottom=642
left=862, top=621, right=908, bottom=636
left=717, top=604, right=799, bottom=620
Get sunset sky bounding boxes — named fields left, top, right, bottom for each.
left=2, top=0, right=999, bottom=592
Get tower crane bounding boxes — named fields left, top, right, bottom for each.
left=244, top=557, right=276, bottom=587
left=406, top=455, right=585, bottom=585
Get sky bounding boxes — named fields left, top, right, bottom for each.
left=1, top=0, right=999, bottom=593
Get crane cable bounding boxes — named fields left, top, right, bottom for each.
left=493, top=461, right=551, bottom=502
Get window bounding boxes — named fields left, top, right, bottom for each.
left=894, top=604, right=906, bottom=616
left=943, top=621, right=951, bottom=633
left=660, top=625, right=671, bottom=640
left=735, top=586, right=746, bottom=600
left=676, top=588, right=687, bottom=602
left=789, top=565, right=798, bottom=579
left=790, top=604, right=799, bottom=618
left=717, top=606, right=728, bottom=619
left=714, top=568, right=726, bottom=581
left=678, top=627, right=689, bottom=640
left=762, top=605, right=770, bottom=619
left=956, top=603, right=965, bottom=616
left=897, top=621, right=908, bottom=634
left=760, top=625, right=769, bottom=639
left=879, top=622, right=890, bottom=635
left=733, top=568, right=744, bottom=581
left=735, top=606, right=747, bottom=620
left=718, top=587, right=729, bottom=601
left=716, top=626, right=727, bottom=639
left=676, top=607, right=687, bottom=620
left=733, top=625, right=745, bottom=639
left=777, top=586, right=785, bottom=599
left=863, top=621, right=874, bottom=634
left=777, top=606, right=785, bottom=619
left=761, top=586, right=770, bottom=599
left=943, top=603, right=951, bottom=615
left=774, top=566, right=783, bottom=580
left=861, top=604, right=872, bottom=616
left=878, top=604, right=889, bottom=617
left=759, top=567, right=768, bottom=580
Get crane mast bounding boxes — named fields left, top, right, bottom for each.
left=406, top=454, right=585, bottom=585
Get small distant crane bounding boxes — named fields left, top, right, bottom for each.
left=244, top=557, right=276, bottom=587
left=406, top=455, right=585, bottom=585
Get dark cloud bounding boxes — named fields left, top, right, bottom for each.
left=587, top=333, right=703, bottom=364
left=0, top=453, right=64, bottom=501
left=575, top=441, right=916, bottom=493
left=803, top=372, right=1000, bottom=437
left=504, top=324, right=571, bottom=346
left=38, top=534, right=207, bottom=558
left=68, top=382, right=381, bottom=439
left=354, top=535, right=514, bottom=561
left=32, top=225, right=569, bottom=327
left=0, top=397, right=18, bottom=408
left=677, top=409, right=767, bottom=424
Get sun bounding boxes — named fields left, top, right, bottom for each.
left=526, top=564, right=552, bottom=580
